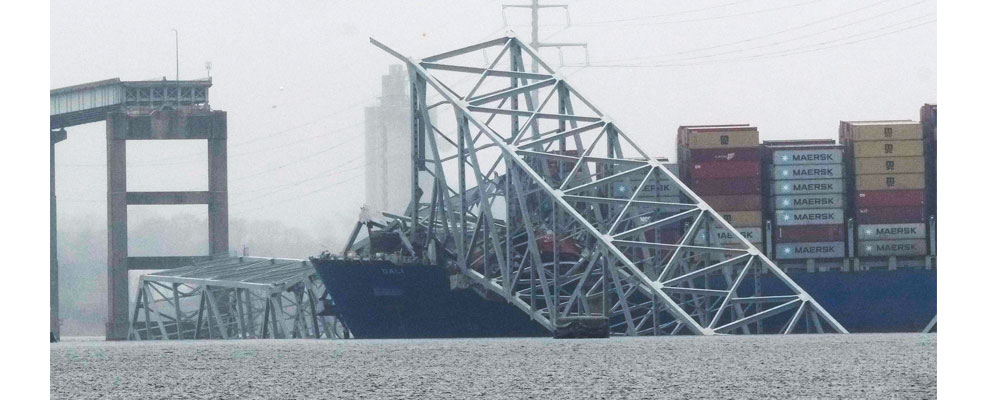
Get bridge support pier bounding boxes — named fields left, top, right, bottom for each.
left=51, top=129, right=66, bottom=342
left=105, top=109, right=228, bottom=340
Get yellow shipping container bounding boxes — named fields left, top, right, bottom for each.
left=855, top=173, right=926, bottom=190
left=854, top=156, right=926, bottom=174
left=715, top=211, right=762, bottom=228
left=852, top=140, right=924, bottom=158
left=679, top=127, right=759, bottom=149
left=846, top=123, right=922, bottom=141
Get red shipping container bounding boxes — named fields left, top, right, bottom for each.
left=644, top=227, right=683, bottom=244
left=856, top=206, right=926, bottom=224
left=774, top=224, right=845, bottom=243
left=691, top=178, right=762, bottom=196
left=690, top=161, right=761, bottom=179
left=855, top=190, right=925, bottom=207
left=685, top=148, right=761, bottom=163
left=701, top=195, right=762, bottom=211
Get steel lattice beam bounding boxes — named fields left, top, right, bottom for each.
left=352, top=34, right=847, bottom=336
left=127, top=257, right=348, bottom=340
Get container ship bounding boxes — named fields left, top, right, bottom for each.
left=675, top=116, right=936, bottom=333
left=311, top=257, right=548, bottom=338
left=314, top=105, right=937, bottom=338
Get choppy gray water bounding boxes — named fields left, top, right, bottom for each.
left=51, top=333, right=935, bottom=399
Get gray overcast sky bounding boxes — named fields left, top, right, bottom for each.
left=50, top=0, right=936, bottom=251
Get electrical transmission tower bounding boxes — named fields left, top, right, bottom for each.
left=350, top=33, right=847, bottom=336
left=502, top=0, right=590, bottom=71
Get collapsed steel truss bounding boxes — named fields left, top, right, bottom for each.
left=129, top=257, right=348, bottom=340
left=357, top=34, right=847, bottom=335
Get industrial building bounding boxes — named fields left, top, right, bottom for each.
left=364, top=65, right=413, bottom=215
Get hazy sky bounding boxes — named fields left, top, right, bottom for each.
left=50, top=0, right=936, bottom=254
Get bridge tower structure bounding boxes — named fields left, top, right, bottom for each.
left=50, top=78, right=229, bottom=340
left=355, top=35, right=847, bottom=335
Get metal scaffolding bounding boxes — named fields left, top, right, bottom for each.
left=351, top=34, right=848, bottom=336
left=128, top=257, right=347, bottom=340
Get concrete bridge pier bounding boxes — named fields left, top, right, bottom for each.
left=105, top=109, right=229, bottom=340
left=51, top=128, right=66, bottom=342
left=49, top=78, right=222, bottom=340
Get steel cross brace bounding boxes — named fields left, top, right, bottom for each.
left=366, top=34, right=847, bottom=336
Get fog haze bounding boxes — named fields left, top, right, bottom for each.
left=50, top=0, right=936, bottom=334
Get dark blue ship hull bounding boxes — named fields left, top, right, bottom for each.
left=768, top=270, right=937, bottom=333
left=313, top=258, right=936, bottom=337
left=311, top=259, right=549, bottom=338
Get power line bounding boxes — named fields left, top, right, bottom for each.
left=754, top=18, right=935, bottom=59
left=572, top=0, right=757, bottom=27
left=574, top=0, right=823, bottom=28
left=503, top=0, right=590, bottom=70
left=56, top=1, right=512, bottom=224
left=254, top=76, right=372, bottom=112
left=691, top=14, right=936, bottom=64
left=228, top=98, right=369, bottom=149
left=579, top=14, right=934, bottom=69
left=231, top=163, right=360, bottom=199
left=57, top=197, right=103, bottom=204
left=230, top=163, right=365, bottom=207
left=613, top=2, right=931, bottom=65
left=231, top=173, right=366, bottom=217
left=54, top=112, right=366, bottom=169
left=228, top=132, right=365, bottom=182
left=675, top=0, right=904, bottom=55
left=63, top=139, right=439, bottom=210
left=591, top=0, right=912, bottom=64
left=53, top=156, right=368, bottom=208
left=229, top=145, right=385, bottom=198
left=227, top=121, right=363, bottom=158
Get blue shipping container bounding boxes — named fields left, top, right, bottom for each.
left=775, top=209, right=845, bottom=226
left=774, top=194, right=845, bottom=210
left=772, top=179, right=844, bottom=195
left=772, top=149, right=843, bottom=166
left=772, top=164, right=844, bottom=180
left=775, top=241, right=846, bottom=259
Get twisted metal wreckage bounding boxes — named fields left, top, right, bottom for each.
left=344, top=34, right=848, bottom=336
left=129, top=257, right=348, bottom=340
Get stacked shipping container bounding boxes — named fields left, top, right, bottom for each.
left=840, top=121, right=929, bottom=258
left=920, top=104, right=937, bottom=225
left=677, top=125, right=764, bottom=250
left=633, top=161, right=685, bottom=245
left=764, top=140, right=848, bottom=261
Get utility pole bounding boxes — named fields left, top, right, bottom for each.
left=172, top=29, right=179, bottom=80
left=502, top=0, right=590, bottom=74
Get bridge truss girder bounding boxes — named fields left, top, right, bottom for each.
left=128, top=257, right=348, bottom=340
left=363, top=35, right=847, bottom=336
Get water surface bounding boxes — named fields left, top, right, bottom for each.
left=51, top=333, right=935, bottom=399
